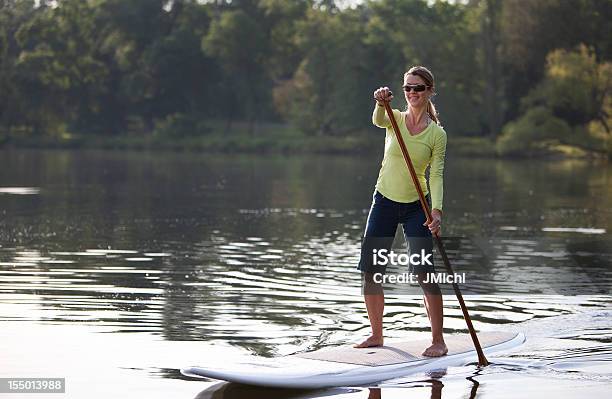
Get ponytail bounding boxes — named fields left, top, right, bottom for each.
left=427, top=99, right=440, bottom=125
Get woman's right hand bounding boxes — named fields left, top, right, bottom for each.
left=373, top=87, right=393, bottom=105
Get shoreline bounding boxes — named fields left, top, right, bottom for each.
left=0, top=133, right=608, bottom=160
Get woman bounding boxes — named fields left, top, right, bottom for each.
left=354, top=66, right=448, bottom=357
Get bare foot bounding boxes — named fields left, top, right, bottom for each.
left=422, top=341, right=448, bottom=357
left=353, top=335, right=384, bottom=348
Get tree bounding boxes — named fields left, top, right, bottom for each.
left=280, top=5, right=375, bottom=135
left=500, top=0, right=612, bottom=121
left=203, top=8, right=270, bottom=134
left=498, top=45, right=611, bottom=156
left=14, top=0, right=111, bottom=136
left=0, top=0, right=39, bottom=135
left=523, top=45, right=610, bottom=128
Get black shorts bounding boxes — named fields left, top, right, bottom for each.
left=357, top=190, right=435, bottom=275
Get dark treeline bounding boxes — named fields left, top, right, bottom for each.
left=0, top=0, right=610, bottom=156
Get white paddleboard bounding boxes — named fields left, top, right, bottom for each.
left=181, top=331, right=525, bottom=388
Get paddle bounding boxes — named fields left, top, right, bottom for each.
left=381, top=99, right=489, bottom=367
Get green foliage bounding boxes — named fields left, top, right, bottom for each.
left=279, top=7, right=374, bottom=135
left=498, top=45, right=611, bottom=156
left=152, top=113, right=210, bottom=138
left=0, top=0, right=609, bottom=158
left=521, top=45, right=608, bottom=125
left=204, top=10, right=266, bottom=68
left=497, top=106, right=572, bottom=156
left=500, top=0, right=611, bottom=121
left=202, top=6, right=277, bottom=129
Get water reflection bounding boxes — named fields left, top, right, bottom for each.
left=0, top=187, right=40, bottom=195
left=192, top=384, right=449, bottom=399
left=0, top=150, right=611, bottom=397
left=193, top=383, right=352, bottom=399
left=193, top=371, right=456, bottom=399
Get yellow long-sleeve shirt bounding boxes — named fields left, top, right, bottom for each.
left=372, top=104, right=447, bottom=211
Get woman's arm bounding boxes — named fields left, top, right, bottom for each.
left=372, top=102, right=392, bottom=128
left=372, top=86, right=394, bottom=128
left=429, top=128, right=447, bottom=212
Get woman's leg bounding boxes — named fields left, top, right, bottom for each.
left=355, top=191, right=398, bottom=348
left=354, top=273, right=385, bottom=348
left=424, top=292, right=444, bottom=345
left=419, top=277, right=447, bottom=356
left=402, top=200, right=447, bottom=357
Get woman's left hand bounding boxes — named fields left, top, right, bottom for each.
left=424, top=209, right=442, bottom=236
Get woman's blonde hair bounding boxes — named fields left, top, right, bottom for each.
left=404, top=66, right=440, bottom=125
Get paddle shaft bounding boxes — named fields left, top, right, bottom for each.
left=381, top=100, right=489, bottom=366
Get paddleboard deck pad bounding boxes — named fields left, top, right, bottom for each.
left=181, top=331, right=525, bottom=388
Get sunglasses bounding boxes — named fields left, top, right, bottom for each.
left=403, top=84, right=429, bottom=93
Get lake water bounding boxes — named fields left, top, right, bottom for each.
left=0, top=149, right=610, bottom=398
